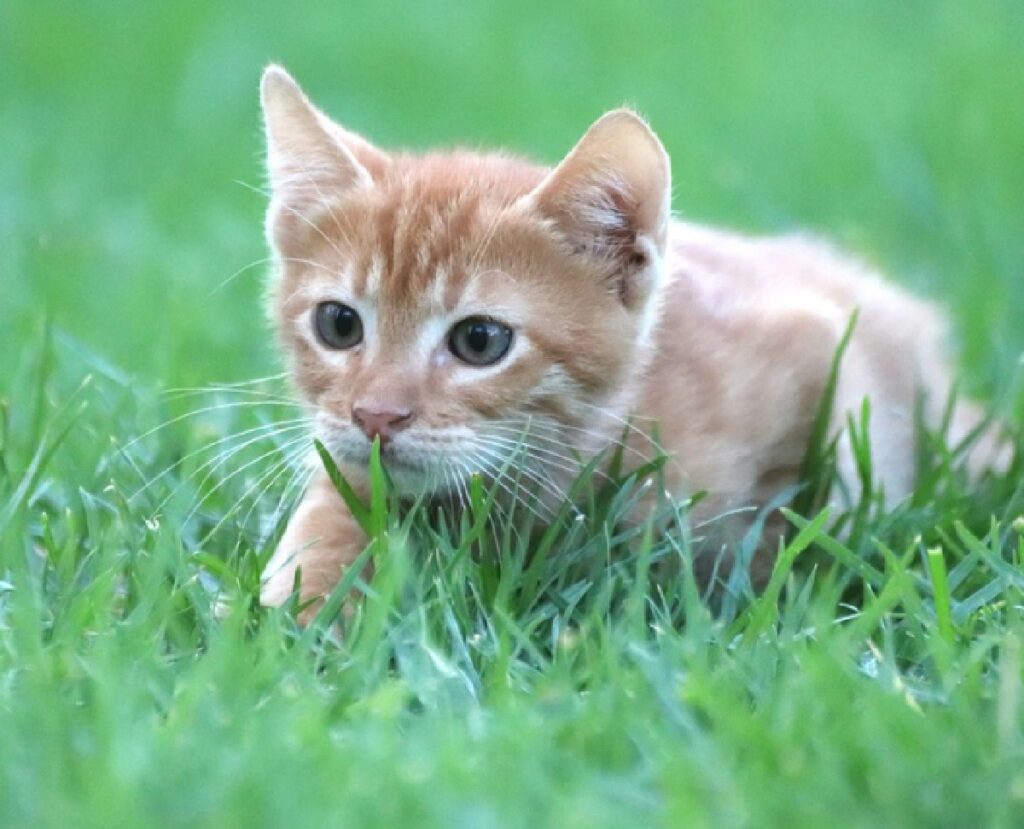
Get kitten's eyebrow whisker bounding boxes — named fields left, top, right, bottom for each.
left=234, top=179, right=349, bottom=262
left=286, top=153, right=362, bottom=246
left=213, top=254, right=340, bottom=294
left=211, top=255, right=278, bottom=295
left=277, top=256, right=341, bottom=272
left=466, top=204, right=512, bottom=277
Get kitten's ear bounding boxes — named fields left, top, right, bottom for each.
left=522, top=110, right=671, bottom=308
left=260, top=65, right=387, bottom=231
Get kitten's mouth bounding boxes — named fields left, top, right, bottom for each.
left=330, top=440, right=464, bottom=496
left=376, top=447, right=425, bottom=472
left=319, top=421, right=495, bottom=496
left=343, top=441, right=428, bottom=470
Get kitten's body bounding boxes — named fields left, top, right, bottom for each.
left=257, top=67, right=998, bottom=609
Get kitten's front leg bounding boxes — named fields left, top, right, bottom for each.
left=260, top=471, right=368, bottom=616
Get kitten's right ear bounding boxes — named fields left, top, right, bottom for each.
left=260, top=65, right=386, bottom=231
left=520, top=110, right=671, bottom=309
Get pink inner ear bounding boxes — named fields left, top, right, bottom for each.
left=527, top=164, right=662, bottom=309
left=524, top=111, right=671, bottom=270
left=262, top=69, right=377, bottom=227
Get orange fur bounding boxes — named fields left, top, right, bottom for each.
left=257, top=66, right=1003, bottom=612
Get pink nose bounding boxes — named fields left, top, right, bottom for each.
left=351, top=406, right=414, bottom=444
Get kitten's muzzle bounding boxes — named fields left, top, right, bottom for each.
left=351, top=405, right=414, bottom=446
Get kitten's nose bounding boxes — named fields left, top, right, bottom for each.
left=351, top=406, right=414, bottom=445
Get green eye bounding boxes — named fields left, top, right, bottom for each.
left=314, top=302, right=363, bottom=349
left=448, top=317, right=514, bottom=366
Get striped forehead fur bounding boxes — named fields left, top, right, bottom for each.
left=262, top=68, right=670, bottom=501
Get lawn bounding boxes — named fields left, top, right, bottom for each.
left=2, top=2, right=1024, bottom=827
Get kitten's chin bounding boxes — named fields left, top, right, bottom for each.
left=379, top=463, right=447, bottom=498
left=330, top=445, right=453, bottom=499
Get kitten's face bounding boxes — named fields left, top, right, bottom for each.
left=261, top=67, right=671, bottom=496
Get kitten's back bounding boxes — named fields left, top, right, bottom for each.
left=641, top=221, right=996, bottom=518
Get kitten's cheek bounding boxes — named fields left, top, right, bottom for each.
left=286, top=348, right=334, bottom=402
left=430, top=348, right=456, bottom=369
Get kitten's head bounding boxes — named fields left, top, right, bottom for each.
left=261, top=66, right=671, bottom=496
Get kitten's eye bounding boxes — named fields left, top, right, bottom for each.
left=448, top=317, right=514, bottom=366
left=314, top=302, right=363, bottom=349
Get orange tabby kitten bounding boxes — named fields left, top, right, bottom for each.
left=257, top=65, right=999, bottom=611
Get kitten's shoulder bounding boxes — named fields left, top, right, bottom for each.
left=664, top=219, right=945, bottom=335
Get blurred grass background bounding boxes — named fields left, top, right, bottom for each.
left=3, top=4, right=1024, bottom=827
left=2, top=0, right=1022, bottom=392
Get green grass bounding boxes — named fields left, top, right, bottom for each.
left=3, top=2, right=1024, bottom=827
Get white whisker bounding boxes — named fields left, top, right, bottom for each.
left=234, top=179, right=349, bottom=262
left=213, top=255, right=341, bottom=293
left=572, top=400, right=669, bottom=454
left=456, top=456, right=525, bottom=550
left=463, top=449, right=558, bottom=525
left=196, top=371, right=290, bottom=389
left=473, top=432, right=602, bottom=484
left=160, top=384, right=300, bottom=405
left=265, top=459, right=315, bottom=544
left=128, top=417, right=308, bottom=502
left=121, top=400, right=304, bottom=453
left=237, top=445, right=311, bottom=540
left=197, top=442, right=310, bottom=546
left=485, top=417, right=657, bottom=467
left=150, top=422, right=309, bottom=515
left=181, top=434, right=310, bottom=532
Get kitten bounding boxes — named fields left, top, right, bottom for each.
left=256, top=65, right=1001, bottom=611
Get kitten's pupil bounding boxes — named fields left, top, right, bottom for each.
left=314, top=301, right=363, bottom=349
left=466, top=323, right=490, bottom=353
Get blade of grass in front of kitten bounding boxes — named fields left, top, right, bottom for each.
left=793, top=310, right=859, bottom=518
left=314, top=438, right=372, bottom=533
left=926, top=546, right=955, bottom=647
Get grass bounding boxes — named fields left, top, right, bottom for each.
left=3, top=1, right=1024, bottom=827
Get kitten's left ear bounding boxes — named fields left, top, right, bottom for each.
left=260, top=65, right=388, bottom=233
left=522, top=110, right=671, bottom=308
